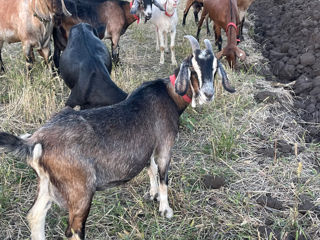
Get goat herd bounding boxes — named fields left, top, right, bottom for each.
left=0, top=0, right=255, bottom=239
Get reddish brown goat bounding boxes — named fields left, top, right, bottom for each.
left=197, top=0, right=246, bottom=68
left=53, top=0, right=138, bottom=68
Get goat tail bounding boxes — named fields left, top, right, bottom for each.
left=0, top=132, right=40, bottom=161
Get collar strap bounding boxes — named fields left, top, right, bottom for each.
left=130, top=1, right=140, bottom=24
left=226, top=22, right=237, bottom=32
left=226, top=22, right=240, bottom=42
left=164, top=1, right=174, bottom=17
left=170, top=75, right=192, bottom=103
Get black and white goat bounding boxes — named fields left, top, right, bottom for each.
left=0, top=36, right=235, bottom=240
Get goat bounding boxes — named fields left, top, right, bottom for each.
left=149, top=0, right=179, bottom=65
left=182, top=0, right=211, bottom=36
left=59, top=23, right=127, bottom=109
left=237, top=0, right=255, bottom=40
left=53, top=0, right=141, bottom=68
left=0, top=35, right=235, bottom=240
left=197, top=0, right=246, bottom=68
left=182, top=0, right=203, bottom=25
left=0, top=0, right=70, bottom=72
left=130, top=0, right=165, bottom=20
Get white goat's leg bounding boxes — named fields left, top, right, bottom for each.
left=170, top=29, right=177, bottom=65
left=155, top=28, right=160, bottom=51
left=158, top=30, right=165, bottom=64
left=27, top=177, right=52, bottom=240
left=164, top=31, right=169, bottom=53
left=147, top=156, right=159, bottom=200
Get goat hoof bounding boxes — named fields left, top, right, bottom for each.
left=159, top=207, right=173, bottom=219
left=150, top=192, right=159, bottom=201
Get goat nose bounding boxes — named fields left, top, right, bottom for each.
left=203, top=89, right=214, bottom=100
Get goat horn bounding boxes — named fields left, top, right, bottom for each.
left=204, top=39, right=213, bottom=52
left=218, top=61, right=236, bottom=93
left=184, top=35, right=200, bottom=52
left=153, top=0, right=165, bottom=11
left=61, top=0, right=71, bottom=17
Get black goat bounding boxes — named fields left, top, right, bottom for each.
left=59, top=23, right=127, bottom=109
left=0, top=35, right=235, bottom=240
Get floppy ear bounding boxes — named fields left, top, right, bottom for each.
left=217, top=60, right=236, bottom=93
left=175, top=59, right=190, bottom=96
left=235, top=47, right=246, bottom=61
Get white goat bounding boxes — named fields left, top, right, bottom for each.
left=149, top=0, right=179, bottom=65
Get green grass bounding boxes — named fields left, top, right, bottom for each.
left=0, top=1, right=320, bottom=239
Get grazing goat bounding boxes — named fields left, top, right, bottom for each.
left=149, top=0, right=179, bottom=65
left=59, top=23, right=127, bottom=109
left=197, top=0, right=246, bottom=68
left=53, top=0, right=141, bottom=67
left=237, top=0, right=255, bottom=40
left=0, top=35, right=235, bottom=240
left=0, top=0, right=70, bottom=72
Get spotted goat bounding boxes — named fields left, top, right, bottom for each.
left=0, top=36, right=235, bottom=240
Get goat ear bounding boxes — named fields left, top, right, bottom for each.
left=175, top=59, right=190, bottom=96
left=217, top=60, right=236, bottom=93
left=235, top=47, right=246, bottom=61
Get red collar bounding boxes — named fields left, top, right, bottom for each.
left=226, top=22, right=240, bottom=42
left=130, top=1, right=140, bottom=24
left=164, top=1, right=174, bottom=17
left=170, top=75, right=192, bottom=103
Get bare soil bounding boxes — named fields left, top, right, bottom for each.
left=250, top=0, right=320, bottom=140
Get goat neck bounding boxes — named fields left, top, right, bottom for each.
left=166, top=66, right=193, bottom=113
left=225, top=22, right=238, bottom=46
left=124, top=2, right=140, bottom=24
left=164, top=0, right=177, bottom=17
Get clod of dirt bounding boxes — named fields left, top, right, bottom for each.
left=257, top=226, right=281, bottom=239
left=256, top=194, right=284, bottom=210
left=298, top=195, right=316, bottom=214
left=201, top=175, right=225, bottom=189
left=256, top=147, right=274, bottom=158
left=276, top=140, right=293, bottom=155
left=254, top=91, right=278, bottom=104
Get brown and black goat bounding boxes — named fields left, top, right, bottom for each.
left=53, top=0, right=141, bottom=68
left=0, top=35, right=235, bottom=240
left=0, top=0, right=70, bottom=72
left=197, top=0, right=246, bottom=68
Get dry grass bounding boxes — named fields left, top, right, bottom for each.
left=0, top=1, right=320, bottom=239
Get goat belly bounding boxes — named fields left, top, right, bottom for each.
left=94, top=149, right=155, bottom=190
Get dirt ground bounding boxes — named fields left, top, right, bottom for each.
left=250, top=0, right=320, bottom=141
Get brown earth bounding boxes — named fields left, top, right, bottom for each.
left=250, top=0, right=320, bottom=141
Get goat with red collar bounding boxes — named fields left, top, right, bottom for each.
left=0, top=36, right=234, bottom=240
left=197, top=0, right=246, bottom=68
left=149, top=0, right=179, bottom=65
